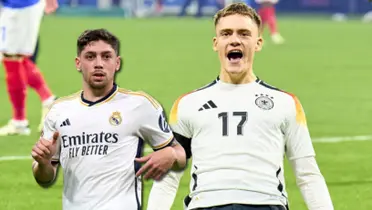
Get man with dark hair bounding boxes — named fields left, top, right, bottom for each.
left=148, top=3, right=333, bottom=210
left=31, top=29, right=186, bottom=210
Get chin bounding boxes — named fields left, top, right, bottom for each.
left=89, top=81, right=108, bottom=89
left=225, top=68, right=243, bottom=75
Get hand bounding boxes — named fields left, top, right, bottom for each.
left=135, top=147, right=177, bottom=181
left=31, top=132, right=59, bottom=166
left=44, top=0, right=59, bottom=15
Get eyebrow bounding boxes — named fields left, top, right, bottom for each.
left=219, top=28, right=252, bottom=33
left=85, top=50, right=113, bottom=55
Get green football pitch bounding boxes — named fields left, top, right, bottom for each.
left=0, top=16, right=371, bottom=210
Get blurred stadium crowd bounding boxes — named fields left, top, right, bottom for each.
left=56, top=0, right=372, bottom=20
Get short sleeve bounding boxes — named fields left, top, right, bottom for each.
left=168, top=95, right=193, bottom=138
left=40, top=105, right=61, bottom=163
left=284, top=95, right=316, bottom=160
left=138, top=96, right=174, bottom=150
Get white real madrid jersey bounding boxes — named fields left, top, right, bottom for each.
left=169, top=77, right=316, bottom=209
left=41, top=84, right=174, bottom=210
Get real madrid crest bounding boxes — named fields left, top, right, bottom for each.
left=255, top=94, right=274, bottom=110
left=109, top=111, right=122, bottom=126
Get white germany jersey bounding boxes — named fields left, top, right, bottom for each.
left=169, top=77, right=316, bottom=209
left=41, top=84, right=174, bottom=210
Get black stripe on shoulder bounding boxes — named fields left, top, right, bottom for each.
left=193, top=78, right=218, bottom=93
left=257, top=79, right=282, bottom=92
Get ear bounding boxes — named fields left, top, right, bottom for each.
left=116, top=56, right=121, bottom=72
left=212, top=37, right=218, bottom=52
left=75, top=57, right=81, bottom=72
left=255, top=36, right=264, bottom=52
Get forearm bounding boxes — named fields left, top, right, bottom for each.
left=147, top=170, right=184, bottom=210
left=290, top=157, right=334, bottom=210
left=171, top=145, right=187, bottom=171
left=32, top=161, right=58, bottom=188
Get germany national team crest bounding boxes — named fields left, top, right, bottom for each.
left=255, top=94, right=274, bottom=110
left=109, top=111, right=122, bottom=126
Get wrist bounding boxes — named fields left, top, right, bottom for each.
left=38, top=160, right=52, bottom=169
left=33, top=160, right=56, bottom=186
left=169, top=147, right=186, bottom=170
left=170, top=146, right=177, bottom=161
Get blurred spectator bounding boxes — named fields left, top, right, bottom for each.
left=179, top=0, right=224, bottom=17
left=256, top=0, right=285, bottom=44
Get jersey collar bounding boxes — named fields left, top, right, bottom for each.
left=80, top=83, right=118, bottom=106
left=215, top=76, right=261, bottom=84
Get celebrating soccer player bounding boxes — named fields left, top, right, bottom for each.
left=147, top=3, right=333, bottom=210
left=31, top=29, right=186, bottom=210
left=0, top=0, right=59, bottom=136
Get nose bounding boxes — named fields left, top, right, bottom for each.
left=94, top=56, right=104, bottom=69
left=229, top=35, right=241, bottom=47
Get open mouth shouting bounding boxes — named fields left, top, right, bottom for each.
left=226, top=49, right=243, bottom=64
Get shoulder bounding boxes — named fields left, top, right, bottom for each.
left=49, top=91, right=81, bottom=112
left=42, top=91, right=81, bottom=123
left=255, top=79, right=304, bottom=116
left=172, top=79, right=218, bottom=108
left=169, top=79, right=217, bottom=124
left=117, top=88, right=161, bottom=110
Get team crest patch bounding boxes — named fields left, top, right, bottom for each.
left=109, top=111, right=122, bottom=126
left=255, top=94, right=274, bottom=110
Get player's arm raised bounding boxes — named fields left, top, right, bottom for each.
left=284, top=95, right=334, bottom=210
left=31, top=106, right=61, bottom=188
left=136, top=95, right=187, bottom=181
left=147, top=96, right=192, bottom=210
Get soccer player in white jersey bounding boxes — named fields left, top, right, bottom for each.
left=147, top=3, right=333, bottom=210
left=0, top=0, right=59, bottom=136
left=31, top=29, right=187, bottom=210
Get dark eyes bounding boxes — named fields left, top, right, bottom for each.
left=85, top=54, right=112, bottom=60
left=221, top=32, right=250, bottom=37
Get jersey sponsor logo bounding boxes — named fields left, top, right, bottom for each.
left=158, top=111, right=171, bottom=133
left=255, top=94, right=274, bottom=110
left=109, top=111, right=122, bottom=126
left=61, top=131, right=119, bottom=158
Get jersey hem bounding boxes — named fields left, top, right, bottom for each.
left=187, top=190, right=287, bottom=209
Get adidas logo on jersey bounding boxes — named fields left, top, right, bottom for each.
left=198, top=100, right=217, bottom=111
left=60, top=119, right=71, bottom=127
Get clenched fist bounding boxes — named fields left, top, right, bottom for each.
left=31, top=132, right=59, bottom=166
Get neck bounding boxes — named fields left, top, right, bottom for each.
left=82, top=83, right=114, bottom=102
left=219, top=68, right=256, bottom=84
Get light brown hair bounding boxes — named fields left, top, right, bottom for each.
left=214, top=3, right=262, bottom=33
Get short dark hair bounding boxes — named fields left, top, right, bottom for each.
left=214, top=3, right=262, bottom=33
left=77, top=29, right=120, bottom=55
